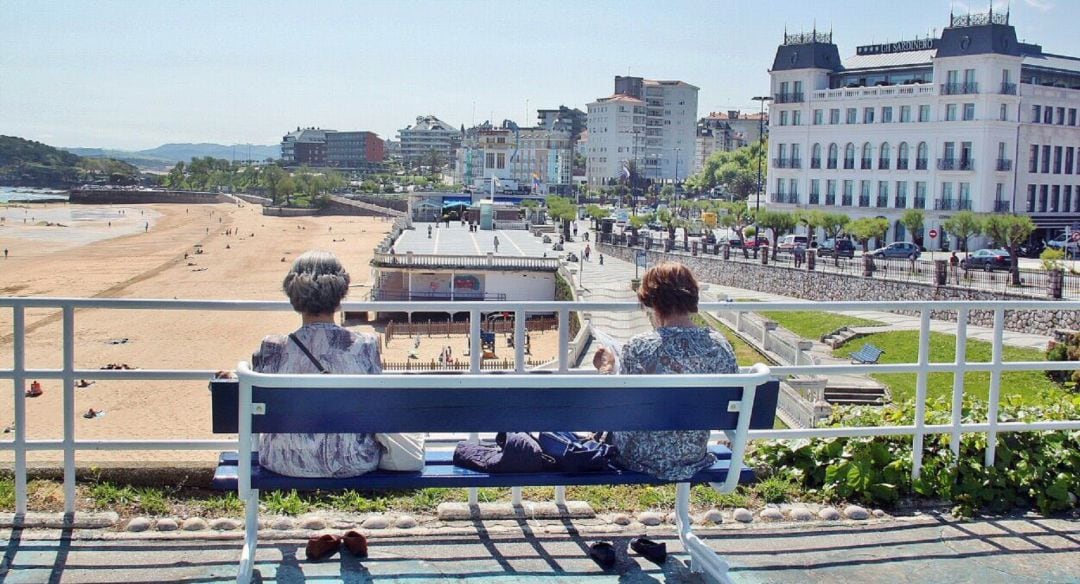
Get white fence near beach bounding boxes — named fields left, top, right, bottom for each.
left=2, top=297, right=1080, bottom=517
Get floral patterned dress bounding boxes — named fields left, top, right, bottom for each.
left=610, top=326, right=739, bottom=481
left=252, top=322, right=383, bottom=478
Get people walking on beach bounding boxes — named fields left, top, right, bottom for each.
left=144, top=221, right=149, bottom=232
left=493, top=235, right=500, bottom=253
left=3, top=248, right=7, bottom=259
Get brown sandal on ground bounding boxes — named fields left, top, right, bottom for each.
left=305, top=533, right=341, bottom=561
left=343, top=530, right=368, bottom=557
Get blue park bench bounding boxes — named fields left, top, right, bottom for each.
left=850, top=343, right=885, bottom=364
left=210, top=363, right=778, bottom=584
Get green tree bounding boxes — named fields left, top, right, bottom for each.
left=800, top=210, right=824, bottom=245
left=847, top=217, right=890, bottom=252
left=719, top=201, right=754, bottom=258
left=942, top=211, right=984, bottom=256
left=982, top=214, right=1035, bottom=286
left=900, top=209, right=925, bottom=245
left=545, top=195, right=577, bottom=240
left=819, top=212, right=852, bottom=265
left=756, top=210, right=798, bottom=259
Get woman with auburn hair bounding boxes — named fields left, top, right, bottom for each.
left=593, top=261, right=737, bottom=480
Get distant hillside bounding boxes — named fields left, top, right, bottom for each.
left=0, top=136, right=140, bottom=188
left=63, top=143, right=279, bottom=170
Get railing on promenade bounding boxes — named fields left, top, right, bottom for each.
left=2, top=297, right=1080, bottom=517
left=626, top=238, right=1080, bottom=299
left=371, top=251, right=561, bottom=271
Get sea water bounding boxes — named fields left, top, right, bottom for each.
left=0, top=186, right=69, bottom=204
left=1, top=187, right=159, bottom=248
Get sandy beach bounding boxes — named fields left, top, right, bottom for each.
left=0, top=202, right=559, bottom=464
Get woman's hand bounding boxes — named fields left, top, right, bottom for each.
left=592, top=347, right=616, bottom=374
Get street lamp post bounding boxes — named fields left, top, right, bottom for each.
left=673, top=147, right=681, bottom=217
left=751, top=95, right=772, bottom=257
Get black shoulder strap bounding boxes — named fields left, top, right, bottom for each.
left=288, top=333, right=327, bottom=373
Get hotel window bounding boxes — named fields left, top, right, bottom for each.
left=1066, top=186, right=1074, bottom=212
left=900, top=105, right=911, bottom=122
left=826, top=179, right=837, bottom=204
left=1054, top=146, right=1063, bottom=174
left=1032, top=105, right=1042, bottom=123
left=486, top=153, right=495, bottom=168
left=793, top=110, right=802, bottom=126
left=1051, top=185, right=1060, bottom=212
left=811, top=143, right=822, bottom=168
left=843, top=180, right=853, bottom=205
left=916, top=142, right=928, bottom=170
left=1067, top=147, right=1075, bottom=174
left=844, top=143, right=855, bottom=169
left=829, top=108, right=840, bottom=124
left=789, top=178, right=799, bottom=197
left=1042, top=145, right=1051, bottom=173
left=827, top=143, right=838, bottom=169
left=897, top=142, right=909, bottom=169
left=810, top=179, right=820, bottom=203
left=1057, top=107, right=1066, bottom=125
left=915, top=181, right=927, bottom=208
left=1070, top=108, right=1078, bottom=126
left=497, top=153, right=505, bottom=168
left=780, top=111, right=789, bottom=126
left=1030, top=145, right=1040, bottom=173
left=1039, top=185, right=1048, bottom=212
left=879, top=143, right=891, bottom=169
left=959, top=182, right=971, bottom=207
left=846, top=108, right=857, bottom=124
left=962, top=103, right=975, bottom=121
left=861, top=143, right=872, bottom=169
left=963, top=68, right=976, bottom=87
left=881, top=106, right=893, bottom=123
left=945, top=104, right=958, bottom=122
left=860, top=180, right=871, bottom=206
left=813, top=109, right=824, bottom=125
left=1026, top=185, right=1036, bottom=212
left=877, top=181, right=889, bottom=206
left=1044, top=106, right=1053, bottom=124
left=863, top=107, right=874, bottom=124
left=896, top=181, right=908, bottom=207
left=918, top=105, right=931, bottom=122
left=1000, top=104, right=1008, bottom=121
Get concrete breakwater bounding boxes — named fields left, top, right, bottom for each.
left=70, top=188, right=230, bottom=205
left=598, top=242, right=1080, bottom=337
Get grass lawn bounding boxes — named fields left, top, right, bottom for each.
left=760, top=310, right=885, bottom=340
left=692, top=313, right=768, bottom=367
left=834, top=330, right=1063, bottom=405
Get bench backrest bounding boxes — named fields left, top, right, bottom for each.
left=213, top=363, right=778, bottom=435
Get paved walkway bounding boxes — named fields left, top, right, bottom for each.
left=4, top=514, right=1077, bottom=582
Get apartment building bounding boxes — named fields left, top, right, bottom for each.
left=398, top=115, right=461, bottom=169
left=280, top=128, right=383, bottom=168
left=454, top=121, right=572, bottom=195
left=765, top=10, right=1080, bottom=248
left=694, top=111, right=768, bottom=173
left=585, top=76, right=698, bottom=186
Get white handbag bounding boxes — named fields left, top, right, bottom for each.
left=375, top=433, right=425, bottom=471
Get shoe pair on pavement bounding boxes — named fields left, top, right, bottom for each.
left=588, top=537, right=667, bottom=569
left=305, top=530, right=368, bottom=561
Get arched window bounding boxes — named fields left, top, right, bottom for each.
left=879, top=143, right=891, bottom=169
left=828, top=143, right=839, bottom=169
left=916, top=142, right=928, bottom=170
left=861, top=143, right=873, bottom=169
left=844, top=143, right=855, bottom=169
left=897, top=142, right=910, bottom=169
left=811, top=143, right=822, bottom=168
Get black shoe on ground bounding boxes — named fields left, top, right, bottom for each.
left=629, top=537, right=667, bottom=564
left=588, top=541, right=617, bottom=570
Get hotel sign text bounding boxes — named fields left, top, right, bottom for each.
left=856, top=38, right=937, bottom=56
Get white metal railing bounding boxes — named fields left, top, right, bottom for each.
left=371, top=252, right=561, bottom=270
left=3, top=297, right=1080, bottom=516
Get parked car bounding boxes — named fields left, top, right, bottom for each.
left=744, top=236, right=769, bottom=249
left=1046, top=233, right=1080, bottom=256
left=777, top=234, right=809, bottom=253
left=817, top=238, right=856, bottom=258
left=1017, top=240, right=1045, bottom=259
left=867, top=241, right=921, bottom=259
left=960, top=248, right=1011, bottom=271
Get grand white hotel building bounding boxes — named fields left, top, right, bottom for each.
left=765, top=11, right=1080, bottom=249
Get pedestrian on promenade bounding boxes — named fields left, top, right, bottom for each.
left=584, top=244, right=592, bottom=261
left=428, top=225, right=433, bottom=239
left=794, top=244, right=805, bottom=268
left=599, top=254, right=604, bottom=265
left=493, top=235, right=500, bottom=253
left=573, top=223, right=579, bottom=237
left=950, top=251, right=960, bottom=284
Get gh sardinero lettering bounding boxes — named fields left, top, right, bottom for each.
left=856, top=38, right=937, bottom=56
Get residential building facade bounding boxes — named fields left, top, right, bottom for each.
left=280, top=128, right=384, bottom=168
left=586, top=76, right=699, bottom=186
left=764, top=10, right=1080, bottom=248
left=694, top=111, right=768, bottom=173
left=453, top=121, right=572, bottom=195
left=398, top=115, right=461, bottom=169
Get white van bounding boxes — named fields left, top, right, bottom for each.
left=777, top=234, right=808, bottom=253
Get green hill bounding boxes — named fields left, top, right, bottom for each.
left=0, top=135, right=140, bottom=188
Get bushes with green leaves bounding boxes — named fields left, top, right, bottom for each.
left=751, top=394, right=1080, bottom=516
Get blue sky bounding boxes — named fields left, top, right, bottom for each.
left=2, top=0, right=1076, bottom=150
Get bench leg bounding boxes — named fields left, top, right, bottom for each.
left=676, top=483, right=733, bottom=584
left=237, top=489, right=259, bottom=584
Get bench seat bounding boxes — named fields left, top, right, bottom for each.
left=212, top=445, right=747, bottom=491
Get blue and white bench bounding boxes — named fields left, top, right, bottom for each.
left=850, top=343, right=885, bottom=365
left=211, top=362, right=778, bottom=584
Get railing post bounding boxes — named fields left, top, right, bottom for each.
left=558, top=307, right=569, bottom=373
left=468, top=308, right=481, bottom=505
left=985, top=308, right=1005, bottom=467
left=950, top=308, right=969, bottom=460
left=12, top=305, right=27, bottom=515
left=911, top=308, right=931, bottom=480
left=511, top=309, right=526, bottom=506
left=62, top=305, right=76, bottom=514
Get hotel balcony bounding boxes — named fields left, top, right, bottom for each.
left=1000, top=82, right=1018, bottom=95
left=809, top=193, right=820, bottom=204
left=370, top=289, right=507, bottom=302
left=371, top=251, right=561, bottom=272
left=940, top=82, right=979, bottom=95
left=937, top=158, right=973, bottom=171
left=878, top=159, right=890, bottom=170
left=897, top=159, right=909, bottom=170
left=858, top=195, right=871, bottom=207
left=790, top=158, right=802, bottom=169
left=994, top=199, right=1011, bottom=213
left=935, top=198, right=956, bottom=211
left=915, top=158, right=928, bottom=170
left=825, top=195, right=836, bottom=205
left=772, top=158, right=791, bottom=169
left=894, top=197, right=908, bottom=209
left=876, top=196, right=889, bottom=207
left=914, top=196, right=927, bottom=209
left=773, top=92, right=804, bottom=104
left=996, top=158, right=1013, bottom=172
left=843, top=159, right=855, bottom=170
left=810, top=157, right=821, bottom=169
left=860, top=158, right=872, bottom=170
left=842, top=195, right=853, bottom=206
left=958, top=198, right=972, bottom=210
left=771, top=192, right=799, bottom=204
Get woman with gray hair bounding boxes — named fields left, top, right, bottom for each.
left=251, top=250, right=383, bottom=478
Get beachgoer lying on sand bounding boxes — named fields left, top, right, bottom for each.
left=248, top=250, right=386, bottom=479
left=83, top=408, right=104, bottom=419
left=26, top=381, right=43, bottom=398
